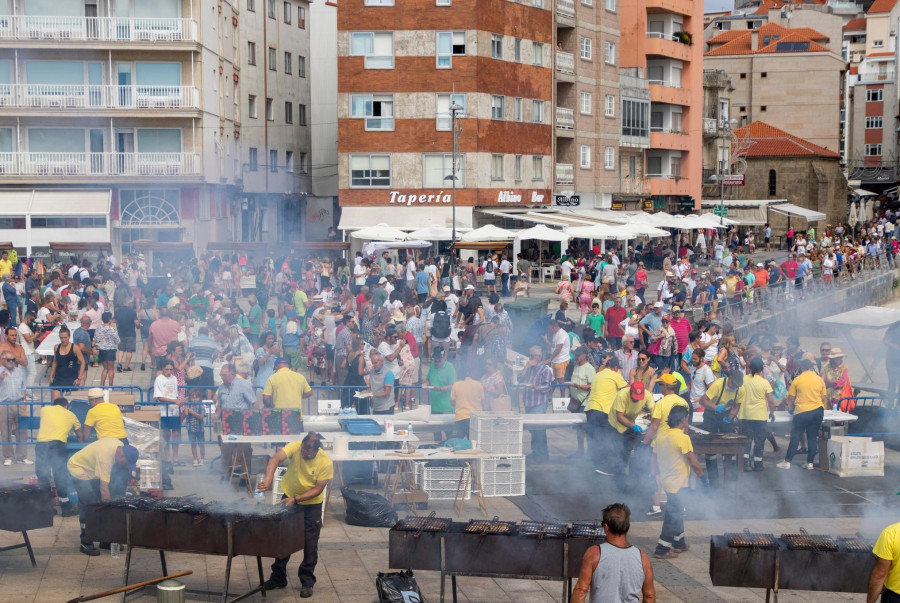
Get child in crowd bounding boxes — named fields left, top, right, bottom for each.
left=183, top=388, right=206, bottom=467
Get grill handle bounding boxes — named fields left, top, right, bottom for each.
left=65, top=570, right=194, bottom=603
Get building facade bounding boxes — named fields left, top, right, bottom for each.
left=0, top=0, right=311, bottom=262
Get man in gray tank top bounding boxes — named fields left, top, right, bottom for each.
left=571, top=503, right=656, bottom=603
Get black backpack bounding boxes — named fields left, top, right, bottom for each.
left=486, top=260, right=494, bottom=274
left=432, top=311, right=452, bottom=339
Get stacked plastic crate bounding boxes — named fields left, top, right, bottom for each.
left=470, top=412, right=526, bottom=497
left=413, top=462, right=471, bottom=500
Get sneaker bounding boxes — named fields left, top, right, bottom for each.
left=594, top=468, right=613, bottom=476
left=80, top=544, right=100, bottom=556
left=198, top=460, right=205, bottom=466
left=116, top=364, right=123, bottom=373
left=2, top=459, right=11, bottom=466
left=140, top=363, right=146, bottom=371
left=262, top=578, right=287, bottom=591
left=776, top=461, right=791, bottom=469
left=753, top=461, right=764, bottom=472
left=646, top=506, right=663, bottom=517
left=123, top=367, right=132, bottom=372
left=300, top=587, right=313, bottom=598
left=804, top=463, right=815, bottom=470
left=192, top=460, right=200, bottom=467
left=17, top=458, right=33, bottom=465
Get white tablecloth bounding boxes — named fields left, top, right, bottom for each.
left=35, top=321, right=81, bottom=357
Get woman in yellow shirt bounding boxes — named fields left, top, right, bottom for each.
left=735, top=356, right=774, bottom=472
left=777, top=358, right=827, bottom=470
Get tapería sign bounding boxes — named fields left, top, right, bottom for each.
left=498, top=190, right=545, bottom=204
left=389, top=191, right=452, bottom=206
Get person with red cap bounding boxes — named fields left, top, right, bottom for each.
left=608, top=381, right=655, bottom=479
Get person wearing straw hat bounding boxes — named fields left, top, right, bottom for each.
left=821, top=347, right=850, bottom=409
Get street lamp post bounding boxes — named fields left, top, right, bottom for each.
left=448, top=102, right=464, bottom=245
left=716, top=118, right=738, bottom=226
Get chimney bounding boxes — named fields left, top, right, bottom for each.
left=750, top=31, right=759, bottom=52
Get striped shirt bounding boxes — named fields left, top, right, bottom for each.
left=188, top=335, right=217, bottom=369
left=520, top=364, right=553, bottom=408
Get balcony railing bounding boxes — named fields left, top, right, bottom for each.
left=703, top=117, right=717, bottom=135
left=0, top=152, right=201, bottom=176
left=556, top=51, right=574, bottom=74
left=648, top=78, right=681, bottom=88
left=856, top=69, right=895, bottom=84
left=0, top=16, right=199, bottom=43
left=619, top=177, right=646, bottom=195
left=557, top=0, right=576, bottom=18
left=555, top=163, right=574, bottom=185
left=0, top=84, right=200, bottom=109
left=646, top=31, right=678, bottom=42
left=646, top=172, right=681, bottom=179
left=556, top=107, right=574, bottom=129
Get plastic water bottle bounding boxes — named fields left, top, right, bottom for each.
left=407, top=422, right=413, bottom=440
left=110, top=543, right=120, bottom=558
left=254, top=474, right=266, bottom=503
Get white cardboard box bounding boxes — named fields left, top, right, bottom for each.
left=827, top=436, right=884, bottom=477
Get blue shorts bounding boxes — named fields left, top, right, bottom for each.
left=188, top=431, right=204, bottom=444
left=161, top=416, right=182, bottom=431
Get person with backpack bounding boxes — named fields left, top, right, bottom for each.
left=482, top=255, right=497, bottom=296
left=429, top=300, right=453, bottom=358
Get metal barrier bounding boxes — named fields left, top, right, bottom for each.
left=842, top=396, right=900, bottom=438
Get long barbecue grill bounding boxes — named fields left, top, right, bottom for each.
left=85, top=497, right=306, bottom=603
left=710, top=529, right=878, bottom=601
left=0, top=482, right=55, bottom=567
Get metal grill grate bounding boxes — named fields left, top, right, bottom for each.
left=518, top=521, right=567, bottom=539
left=394, top=513, right=452, bottom=533
left=837, top=537, right=873, bottom=553
left=463, top=517, right=516, bottom=535
left=569, top=523, right=606, bottom=540
left=726, top=532, right=776, bottom=549
left=781, top=531, right=838, bottom=551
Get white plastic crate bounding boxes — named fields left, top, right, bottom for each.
left=470, top=412, right=524, bottom=455
left=414, top=462, right=471, bottom=500
left=479, top=456, right=526, bottom=497
left=271, top=466, right=287, bottom=505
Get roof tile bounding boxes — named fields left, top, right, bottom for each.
left=732, top=121, right=841, bottom=158
left=868, top=0, right=898, bottom=13
left=843, top=17, right=866, bottom=32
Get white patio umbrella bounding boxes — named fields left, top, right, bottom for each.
left=621, top=223, right=669, bottom=238
left=691, top=213, right=734, bottom=228
left=567, top=224, right=633, bottom=241
left=408, top=225, right=459, bottom=241
left=349, top=222, right=408, bottom=241
left=515, top=224, right=572, bottom=242
left=460, top=224, right=516, bottom=242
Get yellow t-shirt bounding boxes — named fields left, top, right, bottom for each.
left=279, top=444, right=334, bottom=505
left=874, top=522, right=900, bottom=594
left=450, top=378, right=485, bottom=422
left=0, top=259, right=11, bottom=278
left=738, top=374, right=773, bottom=421
left=656, top=427, right=693, bottom=493
left=703, top=378, right=745, bottom=410
left=67, top=437, right=122, bottom=483
left=608, top=388, right=654, bottom=434
left=37, top=405, right=81, bottom=443
left=84, top=401, right=127, bottom=440
left=587, top=368, right=628, bottom=413
left=263, top=368, right=311, bottom=411
left=788, top=370, right=827, bottom=414
left=651, top=393, right=690, bottom=437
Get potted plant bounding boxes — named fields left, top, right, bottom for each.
left=674, top=31, right=692, bottom=45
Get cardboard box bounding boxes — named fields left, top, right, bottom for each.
left=827, top=436, right=884, bottom=477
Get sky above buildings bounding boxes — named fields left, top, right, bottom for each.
left=706, top=0, right=732, bottom=13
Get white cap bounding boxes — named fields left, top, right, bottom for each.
left=465, top=284, right=475, bottom=291
left=653, top=301, right=663, bottom=308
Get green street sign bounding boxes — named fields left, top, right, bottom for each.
left=713, top=206, right=729, bottom=217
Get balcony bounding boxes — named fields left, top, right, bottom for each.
left=645, top=0, right=693, bottom=16
left=0, top=84, right=200, bottom=110
left=649, top=83, right=691, bottom=106
left=556, top=51, right=575, bottom=83
left=0, top=16, right=198, bottom=44
left=646, top=174, right=690, bottom=196
left=556, top=106, right=574, bottom=138
left=644, top=35, right=692, bottom=62
left=619, top=177, right=646, bottom=195
left=0, top=152, right=201, bottom=177
left=703, top=117, right=717, bottom=136
left=557, top=0, right=576, bottom=25
left=555, top=163, right=574, bottom=185
left=650, top=130, right=690, bottom=151
left=856, top=69, right=895, bottom=84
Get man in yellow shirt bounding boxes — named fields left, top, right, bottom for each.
left=586, top=357, right=627, bottom=476
left=608, top=381, right=654, bottom=478
left=67, top=437, right=139, bottom=556
left=698, top=370, right=745, bottom=485
left=736, top=356, right=774, bottom=472
left=36, top=396, right=81, bottom=516
left=869, top=521, right=900, bottom=603
left=653, top=406, right=704, bottom=559
left=258, top=433, right=333, bottom=598
left=0, top=250, right=11, bottom=279
left=642, top=373, right=690, bottom=446
left=778, top=358, right=827, bottom=470
left=450, top=375, right=485, bottom=439
left=81, top=388, right=127, bottom=442
left=262, top=358, right=312, bottom=412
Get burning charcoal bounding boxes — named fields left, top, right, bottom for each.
left=780, top=532, right=838, bottom=551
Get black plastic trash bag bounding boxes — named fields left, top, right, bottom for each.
left=342, top=487, right=398, bottom=528
left=376, top=569, right=423, bottom=603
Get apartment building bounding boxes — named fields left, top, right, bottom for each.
left=620, top=0, right=704, bottom=211
left=0, top=0, right=311, bottom=261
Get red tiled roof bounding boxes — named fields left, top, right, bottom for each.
left=732, top=122, right=841, bottom=158
left=707, top=29, right=752, bottom=45
left=754, top=0, right=786, bottom=14
left=849, top=66, right=859, bottom=74
left=705, top=23, right=833, bottom=56
left=843, top=17, right=866, bottom=32
left=867, top=51, right=894, bottom=57
left=868, top=0, right=898, bottom=13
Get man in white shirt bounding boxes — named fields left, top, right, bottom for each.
left=713, top=241, right=724, bottom=265
left=405, top=259, right=417, bottom=292
left=499, top=256, right=513, bottom=298
left=67, top=261, right=81, bottom=281
left=561, top=258, right=574, bottom=281
left=689, top=352, right=716, bottom=411
left=442, top=285, right=459, bottom=318
left=546, top=320, right=571, bottom=383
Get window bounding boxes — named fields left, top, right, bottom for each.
left=491, top=154, right=504, bottom=180
left=268, top=47, right=276, bottom=70
left=284, top=101, right=293, bottom=124
left=350, top=154, right=391, bottom=187
left=248, top=95, right=257, bottom=118
left=580, top=91, right=591, bottom=115
left=604, top=41, right=615, bottom=64
left=533, top=43, right=544, bottom=66
left=514, top=155, right=522, bottom=181
left=492, top=95, right=504, bottom=120
left=605, top=0, right=614, bottom=10
left=437, top=31, right=466, bottom=68
left=515, top=98, right=523, bottom=122
left=866, top=144, right=883, bottom=156
left=580, top=145, right=591, bottom=169
left=740, top=73, right=746, bottom=79
left=874, top=40, right=884, bottom=47
left=299, top=152, right=308, bottom=173
left=532, top=100, right=543, bottom=123
left=249, top=147, right=258, bottom=171
left=581, top=0, right=592, bottom=6
left=284, top=1, right=292, bottom=23
left=514, top=38, right=521, bottom=62
left=267, top=0, right=276, bottom=17
left=867, top=89, right=884, bottom=102
left=351, top=32, right=394, bottom=69
left=366, top=0, right=394, bottom=4
left=533, top=0, right=542, bottom=6
left=298, top=6, right=306, bottom=28
left=768, top=169, right=776, bottom=196
left=247, top=0, right=256, bottom=11
left=604, top=147, right=614, bottom=170
left=580, top=37, right=592, bottom=60
left=270, top=149, right=278, bottom=173
left=298, top=103, right=307, bottom=125
left=866, top=116, right=884, bottom=129
left=436, top=93, right=466, bottom=130
left=247, top=42, right=257, bottom=65
left=492, top=34, right=503, bottom=59
left=351, top=94, right=394, bottom=130
left=761, top=72, right=767, bottom=78
left=298, top=56, right=306, bottom=77
left=532, top=156, right=544, bottom=180
left=605, top=94, right=615, bottom=117
left=621, top=99, right=649, bottom=137
left=286, top=150, right=294, bottom=172
left=437, top=0, right=451, bottom=5
left=760, top=105, right=767, bottom=111
left=423, top=153, right=465, bottom=187
left=266, top=98, right=273, bottom=120
left=284, top=52, right=292, bottom=74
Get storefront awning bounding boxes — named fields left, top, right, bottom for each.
left=768, top=203, right=826, bottom=222
left=50, top=242, right=112, bottom=252
left=338, top=206, right=473, bottom=231
left=132, top=240, right=195, bottom=252
left=0, top=190, right=111, bottom=215
left=700, top=199, right=785, bottom=226
left=479, top=208, right=627, bottom=228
